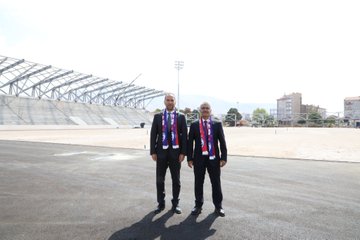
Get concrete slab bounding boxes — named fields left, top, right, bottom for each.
left=1, top=140, right=359, bottom=240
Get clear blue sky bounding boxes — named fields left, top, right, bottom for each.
left=1, top=0, right=359, bottom=113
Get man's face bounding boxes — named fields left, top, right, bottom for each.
left=200, top=104, right=211, bottom=119
left=164, top=95, right=176, bottom=111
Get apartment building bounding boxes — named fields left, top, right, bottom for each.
left=277, top=92, right=302, bottom=124
left=301, top=104, right=326, bottom=118
left=277, top=92, right=327, bottom=125
left=344, top=96, right=360, bottom=127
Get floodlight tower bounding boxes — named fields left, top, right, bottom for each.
left=174, top=60, right=184, bottom=110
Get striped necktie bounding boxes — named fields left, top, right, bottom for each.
left=167, top=112, right=172, bottom=133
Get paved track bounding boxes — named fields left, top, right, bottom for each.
left=1, top=140, right=359, bottom=240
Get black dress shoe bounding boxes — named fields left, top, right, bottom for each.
left=154, top=205, right=165, bottom=214
left=172, top=205, right=182, bottom=214
left=214, top=208, right=225, bottom=217
left=191, top=206, right=202, bottom=215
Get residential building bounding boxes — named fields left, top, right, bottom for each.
left=344, top=96, right=360, bottom=127
left=277, top=92, right=326, bottom=126
left=301, top=104, right=326, bottom=118
left=277, top=92, right=302, bottom=124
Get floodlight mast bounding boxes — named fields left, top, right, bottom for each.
left=174, top=61, right=184, bottom=110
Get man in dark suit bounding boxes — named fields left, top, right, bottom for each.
left=187, top=102, right=227, bottom=217
left=150, top=93, right=187, bottom=214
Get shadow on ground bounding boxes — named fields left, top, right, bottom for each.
left=108, top=211, right=218, bottom=240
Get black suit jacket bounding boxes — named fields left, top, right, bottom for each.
left=187, top=120, right=227, bottom=162
left=150, top=112, right=187, bottom=159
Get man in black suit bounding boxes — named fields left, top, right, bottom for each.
left=150, top=93, right=187, bottom=214
left=187, top=102, right=227, bottom=217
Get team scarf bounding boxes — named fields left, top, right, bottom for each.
left=162, top=109, right=179, bottom=149
left=199, top=117, right=216, bottom=160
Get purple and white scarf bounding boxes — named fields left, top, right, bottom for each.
left=162, top=109, right=179, bottom=149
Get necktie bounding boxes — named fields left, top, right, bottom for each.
left=167, top=112, right=172, bottom=133
left=204, top=120, right=209, bottom=147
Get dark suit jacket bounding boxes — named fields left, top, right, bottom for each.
left=187, top=119, right=227, bottom=162
left=150, top=112, right=187, bottom=159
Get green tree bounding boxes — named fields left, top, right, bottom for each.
left=297, top=119, right=306, bottom=124
left=252, top=108, right=269, bottom=126
left=325, top=115, right=336, bottom=127
left=225, top=108, right=242, bottom=126
left=308, top=112, right=322, bottom=124
left=266, top=114, right=275, bottom=127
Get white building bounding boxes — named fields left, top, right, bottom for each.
left=344, top=96, right=360, bottom=127
left=277, top=92, right=302, bottom=124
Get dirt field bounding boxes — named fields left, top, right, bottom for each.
left=0, top=126, right=359, bottom=162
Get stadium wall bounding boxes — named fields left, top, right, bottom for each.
left=0, top=95, right=153, bottom=127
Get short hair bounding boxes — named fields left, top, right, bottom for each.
left=200, top=102, right=211, bottom=110
left=164, top=92, right=176, bottom=101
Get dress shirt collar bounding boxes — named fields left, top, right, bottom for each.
left=201, top=117, right=210, bottom=122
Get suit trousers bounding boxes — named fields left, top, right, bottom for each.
left=193, top=156, right=223, bottom=209
left=156, top=149, right=181, bottom=206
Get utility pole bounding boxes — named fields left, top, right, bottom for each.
left=174, top=61, right=184, bottom=110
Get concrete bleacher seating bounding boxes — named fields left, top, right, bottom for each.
left=0, top=95, right=71, bottom=125
left=0, top=95, right=153, bottom=127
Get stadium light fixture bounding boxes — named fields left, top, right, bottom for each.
left=174, top=60, right=184, bottom=110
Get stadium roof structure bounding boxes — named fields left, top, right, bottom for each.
left=0, top=55, right=165, bottom=108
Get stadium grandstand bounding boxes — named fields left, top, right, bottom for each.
left=0, top=55, right=164, bottom=127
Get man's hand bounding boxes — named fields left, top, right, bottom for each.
left=151, top=154, right=157, bottom=161
left=179, top=154, right=185, bottom=163
left=188, top=160, right=193, bottom=168
left=220, top=160, right=226, bottom=167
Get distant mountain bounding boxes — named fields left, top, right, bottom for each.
left=146, top=94, right=276, bottom=115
